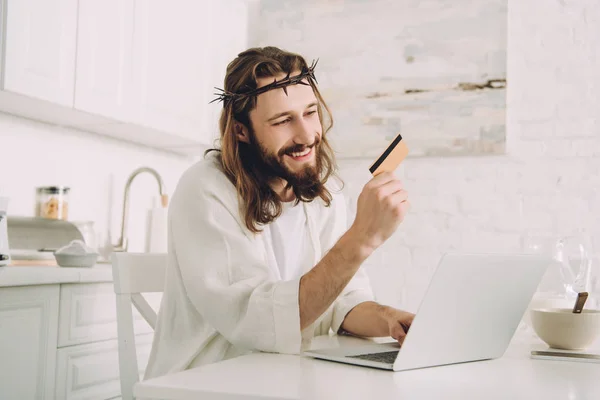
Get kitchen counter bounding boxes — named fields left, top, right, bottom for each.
left=0, top=262, right=113, bottom=287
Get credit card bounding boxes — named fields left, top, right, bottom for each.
left=369, top=133, right=409, bottom=176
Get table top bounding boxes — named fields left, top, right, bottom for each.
left=135, top=334, right=600, bottom=400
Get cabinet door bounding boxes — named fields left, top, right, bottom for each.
left=205, top=0, right=249, bottom=147
left=3, top=0, right=77, bottom=106
left=74, top=0, right=137, bottom=122
left=0, top=285, right=59, bottom=400
left=57, top=282, right=161, bottom=348
left=54, top=334, right=153, bottom=400
left=132, top=0, right=213, bottom=144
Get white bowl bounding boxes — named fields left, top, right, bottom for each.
left=530, top=308, right=600, bottom=350
left=54, top=252, right=98, bottom=268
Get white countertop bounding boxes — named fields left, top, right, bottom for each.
left=135, top=334, right=600, bottom=400
left=0, top=262, right=113, bottom=287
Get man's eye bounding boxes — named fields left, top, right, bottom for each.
left=273, top=118, right=291, bottom=126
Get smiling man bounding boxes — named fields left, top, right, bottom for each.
left=144, top=46, right=413, bottom=379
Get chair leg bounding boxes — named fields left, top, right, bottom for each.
left=116, top=294, right=140, bottom=400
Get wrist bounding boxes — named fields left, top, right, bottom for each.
left=371, top=303, right=391, bottom=321
left=366, top=302, right=396, bottom=336
left=337, top=228, right=374, bottom=263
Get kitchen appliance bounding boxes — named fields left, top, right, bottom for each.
left=0, top=197, right=10, bottom=267
left=7, top=216, right=85, bottom=265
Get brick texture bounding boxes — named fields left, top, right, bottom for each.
left=252, top=0, right=600, bottom=310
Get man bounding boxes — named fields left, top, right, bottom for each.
left=144, top=46, right=413, bottom=379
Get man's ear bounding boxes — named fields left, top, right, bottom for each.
left=234, top=121, right=250, bottom=144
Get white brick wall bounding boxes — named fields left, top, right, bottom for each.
left=252, top=0, right=508, bottom=158
left=252, top=0, right=600, bottom=311
left=346, top=0, right=599, bottom=311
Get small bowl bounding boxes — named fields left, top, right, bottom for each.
left=54, top=252, right=98, bottom=268
left=530, top=308, right=600, bottom=350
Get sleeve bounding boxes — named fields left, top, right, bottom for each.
left=320, top=190, right=376, bottom=334
left=170, top=180, right=302, bottom=354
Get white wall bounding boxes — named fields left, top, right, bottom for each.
left=252, top=0, right=508, bottom=158
left=249, top=0, right=600, bottom=311
left=0, top=113, right=194, bottom=254
left=337, top=0, right=600, bottom=312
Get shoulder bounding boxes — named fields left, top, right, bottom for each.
left=175, top=152, right=232, bottom=195
left=170, top=151, right=239, bottom=217
left=178, top=151, right=224, bottom=186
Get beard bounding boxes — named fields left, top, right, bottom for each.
left=244, top=132, right=325, bottom=202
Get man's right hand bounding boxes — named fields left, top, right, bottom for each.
left=349, top=172, right=409, bottom=254
left=299, top=172, right=409, bottom=329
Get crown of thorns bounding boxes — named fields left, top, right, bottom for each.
left=210, top=59, right=319, bottom=106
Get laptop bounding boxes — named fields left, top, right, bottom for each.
left=303, top=252, right=550, bottom=371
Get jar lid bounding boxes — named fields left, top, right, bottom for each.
left=36, top=186, right=70, bottom=194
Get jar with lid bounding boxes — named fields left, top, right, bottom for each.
left=36, top=186, right=70, bottom=220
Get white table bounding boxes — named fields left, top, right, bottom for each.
left=135, top=334, right=600, bottom=400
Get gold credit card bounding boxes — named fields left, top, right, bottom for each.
left=369, top=133, right=409, bottom=176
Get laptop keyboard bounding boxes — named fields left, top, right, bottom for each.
left=348, top=350, right=399, bottom=364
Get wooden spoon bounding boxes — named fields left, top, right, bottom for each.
left=572, top=292, right=589, bottom=314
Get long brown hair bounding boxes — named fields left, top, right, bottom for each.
left=206, top=46, right=341, bottom=233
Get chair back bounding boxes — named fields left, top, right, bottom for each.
left=112, top=252, right=167, bottom=400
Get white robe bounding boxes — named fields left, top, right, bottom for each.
left=143, top=153, right=375, bottom=379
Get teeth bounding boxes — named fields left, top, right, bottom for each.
left=291, top=148, right=310, bottom=157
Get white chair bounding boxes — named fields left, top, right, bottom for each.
left=112, top=252, right=167, bottom=400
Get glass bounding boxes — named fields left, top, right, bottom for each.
left=72, top=221, right=98, bottom=253
left=553, top=235, right=593, bottom=300
left=522, top=235, right=566, bottom=297
left=522, top=234, right=594, bottom=299
left=520, top=234, right=597, bottom=338
left=36, top=186, right=70, bottom=220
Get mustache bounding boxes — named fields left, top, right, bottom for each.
left=279, top=138, right=320, bottom=157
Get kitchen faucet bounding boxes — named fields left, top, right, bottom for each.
left=114, top=167, right=168, bottom=252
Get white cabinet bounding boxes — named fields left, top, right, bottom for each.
left=74, top=0, right=137, bottom=122
left=0, top=0, right=249, bottom=154
left=57, top=282, right=156, bottom=348
left=205, top=0, right=249, bottom=145
left=3, top=0, right=77, bottom=106
left=54, top=282, right=159, bottom=399
left=132, top=0, right=213, bottom=143
left=73, top=0, right=222, bottom=149
left=0, top=281, right=159, bottom=400
left=0, top=285, right=59, bottom=400
left=55, top=334, right=153, bottom=400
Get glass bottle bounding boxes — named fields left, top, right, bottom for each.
left=36, top=186, right=70, bottom=220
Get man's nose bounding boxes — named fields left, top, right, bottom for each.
left=294, top=117, right=314, bottom=145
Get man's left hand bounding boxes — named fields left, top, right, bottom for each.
left=384, top=308, right=415, bottom=345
